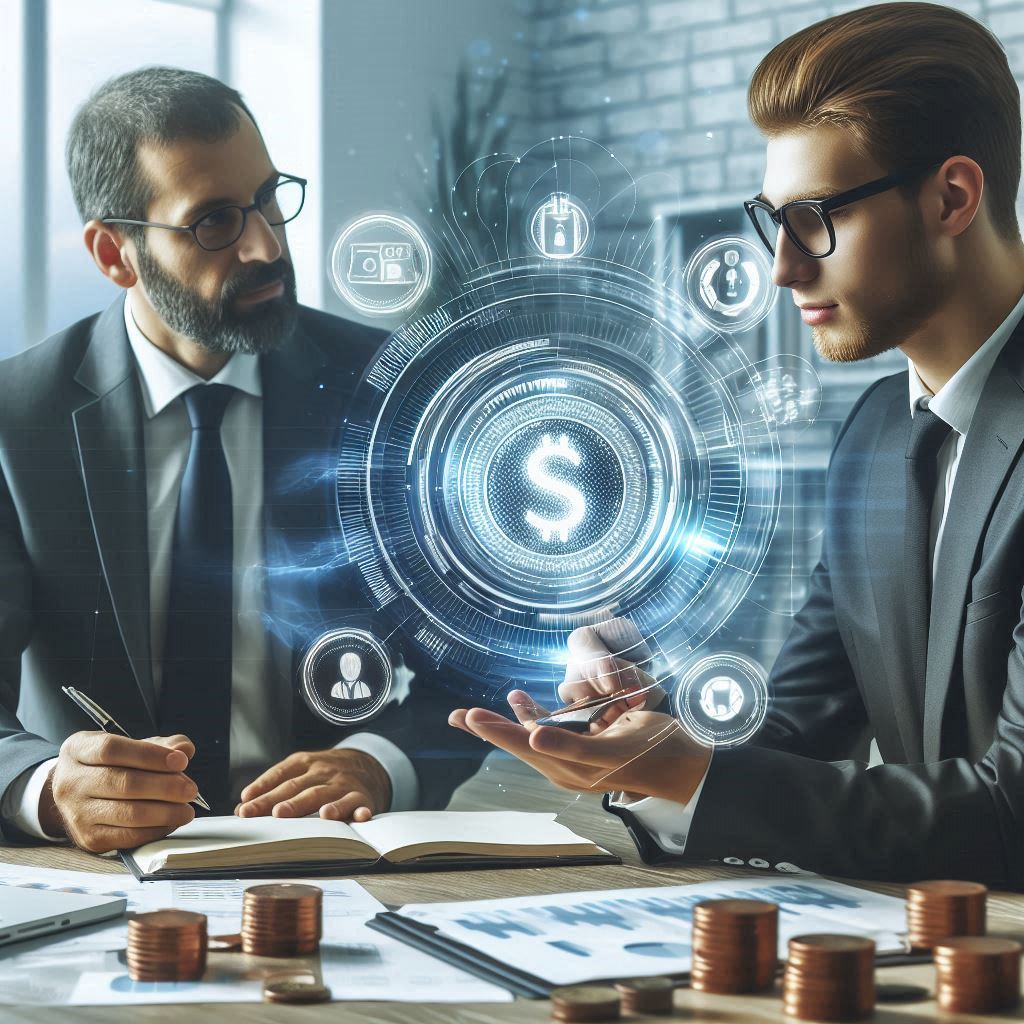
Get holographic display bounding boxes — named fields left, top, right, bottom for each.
left=324, top=136, right=820, bottom=740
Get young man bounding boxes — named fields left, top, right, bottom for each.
left=451, top=2, right=1024, bottom=886
left=0, top=67, right=483, bottom=854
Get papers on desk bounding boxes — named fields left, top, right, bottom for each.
left=0, top=865, right=511, bottom=1006
left=387, top=877, right=910, bottom=988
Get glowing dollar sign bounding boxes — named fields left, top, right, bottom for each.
left=525, top=434, right=587, bottom=543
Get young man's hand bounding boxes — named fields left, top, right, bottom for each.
left=557, top=617, right=668, bottom=730
left=449, top=690, right=711, bottom=804
left=235, top=749, right=392, bottom=823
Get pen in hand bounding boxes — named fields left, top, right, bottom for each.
left=60, top=685, right=211, bottom=812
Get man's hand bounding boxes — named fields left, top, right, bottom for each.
left=558, top=618, right=666, bottom=729
left=235, top=749, right=392, bottom=823
left=449, top=691, right=711, bottom=804
left=41, top=732, right=198, bottom=853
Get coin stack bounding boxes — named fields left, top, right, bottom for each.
left=127, top=909, right=208, bottom=982
left=691, top=898, right=779, bottom=994
left=549, top=984, right=621, bottom=1022
left=782, top=934, right=875, bottom=1022
left=613, top=977, right=675, bottom=1015
left=905, top=880, right=986, bottom=949
left=241, top=883, right=323, bottom=957
left=933, top=936, right=1022, bottom=1013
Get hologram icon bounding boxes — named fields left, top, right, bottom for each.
left=528, top=194, right=591, bottom=260
left=329, top=213, right=431, bottom=316
left=331, top=651, right=373, bottom=702
left=684, top=236, right=777, bottom=334
left=699, top=675, right=745, bottom=722
left=300, top=628, right=393, bottom=726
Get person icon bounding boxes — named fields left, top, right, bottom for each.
left=331, top=651, right=372, bottom=702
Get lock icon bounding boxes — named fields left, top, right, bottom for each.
left=532, top=193, right=590, bottom=259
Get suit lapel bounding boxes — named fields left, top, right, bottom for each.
left=924, top=344, right=1024, bottom=760
left=71, top=298, right=156, bottom=725
left=866, top=384, right=923, bottom=761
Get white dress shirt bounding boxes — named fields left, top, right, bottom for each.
left=618, top=287, right=1024, bottom=859
left=6, top=295, right=418, bottom=840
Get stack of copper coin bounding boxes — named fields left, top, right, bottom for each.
left=782, top=934, right=875, bottom=1022
left=905, top=880, right=986, bottom=949
left=127, top=909, right=208, bottom=982
left=549, top=984, right=621, bottom=1022
left=691, top=898, right=779, bottom=993
left=933, top=936, right=1022, bottom=1013
left=613, top=977, right=675, bottom=1015
left=241, top=883, right=323, bottom=957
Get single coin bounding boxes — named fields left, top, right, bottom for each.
left=246, top=883, right=324, bottom=900
left=614, top=976, right=675, bottom=1014
left=262, top=978, right=332, bottom=1004
left=550, top=984, right=621, bottom=1022
left=208, top=932, right=243, bottom=952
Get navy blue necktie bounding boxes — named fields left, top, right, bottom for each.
left=904, top=403, right=953, bottom=709
left=158, top=383, right=236, bottom=812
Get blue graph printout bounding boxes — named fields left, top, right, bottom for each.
left=400, top=876, right=909, bottom=986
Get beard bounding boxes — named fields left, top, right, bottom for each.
left=811, top=210, right=952, bottom=364
left=135, top=242, right=299, bottom=355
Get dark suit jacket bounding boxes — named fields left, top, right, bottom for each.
left=0, top=296, right=486, bottom=839
left=611, top=319, right=1024, bottom=888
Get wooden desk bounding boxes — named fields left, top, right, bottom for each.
left=3, top=753, right=1023, bottom=1022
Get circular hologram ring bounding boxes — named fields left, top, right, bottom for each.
left=683, top=236, right=776, bottom=334
left=431, top=354, right=682, bottom=613
left=672, top=652, right=768, bottom=747
left=338, top=262, right=783, bottom=683
left=328, top=213, right=431, bottom=316
left=300, top=628, right=393, bottom=726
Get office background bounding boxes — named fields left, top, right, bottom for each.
left=2, top=0, right=1021, bottom=670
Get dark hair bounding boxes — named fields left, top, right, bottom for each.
left=748, top=2, right=1022, bottom=242
left=66, top=65, right=260, bottom=233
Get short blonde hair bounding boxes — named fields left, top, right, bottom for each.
left=748, top=2, right=1021, bottom=241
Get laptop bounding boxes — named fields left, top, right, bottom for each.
left=0, top=886, right=127, bottom=947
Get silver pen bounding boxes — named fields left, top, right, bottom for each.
left=61, top=685, right=211, bottom=812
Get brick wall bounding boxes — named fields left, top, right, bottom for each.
left=527, top=0, right=1020, bottom=208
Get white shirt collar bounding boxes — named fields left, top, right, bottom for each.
left=123, top=294, right=262, bottom=419
left=908, top=286, right=1024, bottom=434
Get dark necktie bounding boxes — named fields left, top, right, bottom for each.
left=904, top=402, right=954, bottom=707
left=158, top=384, right=236, bottom=812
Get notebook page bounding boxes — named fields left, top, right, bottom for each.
left=131, top=815, right=364, bottom=874
left=350, top=811, right=599, bottom=858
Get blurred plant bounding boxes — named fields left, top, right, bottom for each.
left=430, top=61, right=516, bottom=275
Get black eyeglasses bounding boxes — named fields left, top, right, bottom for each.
left=743, top=163, right=940, bottom=259
left=101, top=173, right=307, bottom=252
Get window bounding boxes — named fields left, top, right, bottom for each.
left=45, top=0, right=220, bottom=337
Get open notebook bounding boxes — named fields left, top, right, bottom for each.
left=119, top=811, right=619, bottom=881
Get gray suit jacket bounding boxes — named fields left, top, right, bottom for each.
left=0, top=297, right=486, bottom=839
left=611, top=320, right=1024, bottom=888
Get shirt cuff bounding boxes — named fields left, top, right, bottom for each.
left=608, top=749, right=713, bottom=854
left=334, top=734, right=419, bottom=812
left=3, top=757, right=65, bottom=842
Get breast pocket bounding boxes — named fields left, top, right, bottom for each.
left=965, top=591, right=1010, bottom=625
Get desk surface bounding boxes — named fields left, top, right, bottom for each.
left=3, top=753, right=1023, bottom=1022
